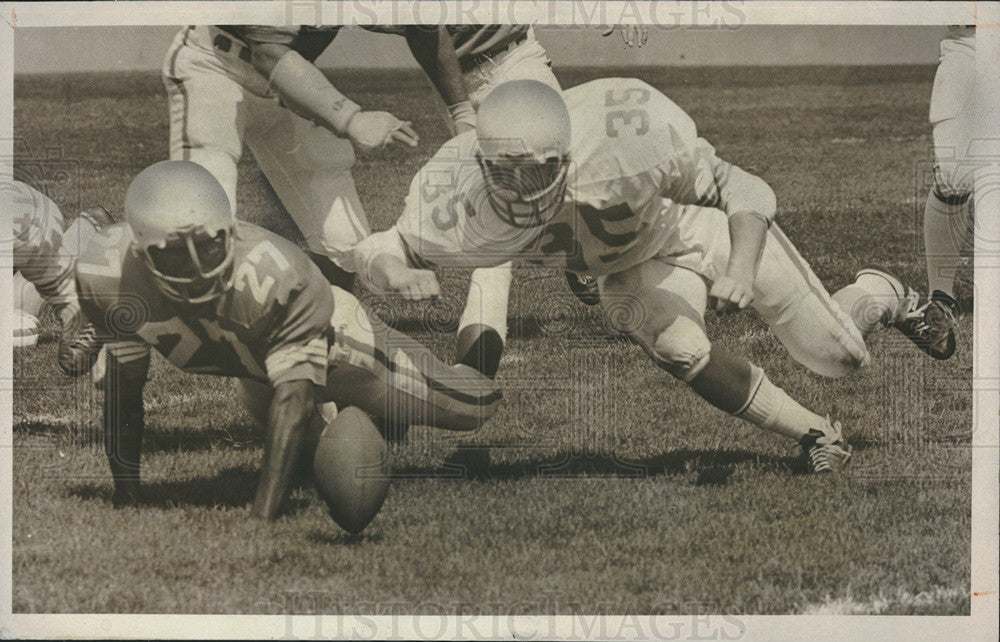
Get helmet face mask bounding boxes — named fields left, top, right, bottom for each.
left=139, top=226, right=235, bottom=304
left=125, top=160, right=236, bottom=305
left=474, top=79, right=573, bottom=229
left=477, top=151, right=570, bottom=229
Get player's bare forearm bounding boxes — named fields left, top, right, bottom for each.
left=253, top=380, right=317, bottom=520
left=405, top=26, right=469, bottom=107
left=708, top=211, right=768, bottom=314
left=103, top=354, right=149, bottom=507
left=266, top=48, right=361, bottom=136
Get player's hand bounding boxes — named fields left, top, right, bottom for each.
left=346, top=111, right=419, bottom=152
left=387, top=268, right=440, bottom=301
left=602, top=25, right=650, bottom=48
left=708, top=274, right=754, bottom=315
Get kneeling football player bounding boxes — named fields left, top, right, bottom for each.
left=75, top=161, right=502, bottom=519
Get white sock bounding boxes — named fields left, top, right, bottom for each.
left=459, top=262, right=513, bottom=340
left=737, top=366, right=827, bottom=441
left=832, top=271, right=909, bottom=336
left=923, top=189, right=972, bottom=299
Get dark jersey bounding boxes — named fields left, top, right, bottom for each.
left=75, top=221, right=333, bottom=387
left=217, top=25, right=341, bottom=62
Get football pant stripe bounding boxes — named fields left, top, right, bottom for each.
left=769, top=223, right=850, bottom=328
left=336, top=333, right=503, bottom=407
left=167, top=27, right=192, bottom=159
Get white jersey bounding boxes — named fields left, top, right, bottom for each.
left=4, top=181, right=75, bottom=302
left=355, top=78, right=766, bottom=280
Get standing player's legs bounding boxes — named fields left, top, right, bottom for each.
left=322, top=288, right=503, bottom=432
left=456, top=31, right=564, bottom=376
left=924, top=30, right=976, bottom=302
left=599, top=259, right=849, bottom=470
left=163, top=30, right=247, bottom=214
left=246, top=104, right=369, bottom=292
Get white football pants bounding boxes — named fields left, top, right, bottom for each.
left=163, top=26, right=369, bottom=272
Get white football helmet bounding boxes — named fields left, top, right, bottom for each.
left=476, top=80, right=571, bottom=228
left=125, top=160, right=235, bottom=304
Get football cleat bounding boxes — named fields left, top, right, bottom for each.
left=894, top=290, right=959, bottom=361
left=58, top=314, right=103, bottom=377
left=565, top=271, right=600, bottom=306
left=793, top=419, right=852, bottom=476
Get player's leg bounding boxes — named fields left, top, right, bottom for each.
left=245, top=107, right=368, bottom=291
left=239, top=378, right=338, bottom=427
left=897, top=34, right=976, bottom=360
left=322, top=287, right=503, bottom=433
left=924, top=30, right=975, bottom=302
left=750, top=224, right=881, bottom=378
left=465, top=29, right=561, bottom=108
left=455, top=33, right=564, bottom=367
left=457, top=262, right=512, bottom=378
left=602, top=259, right=851, bottom=474
left=162, top=28, right=245, bottom=214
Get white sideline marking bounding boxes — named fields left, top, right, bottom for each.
left=801, top=586, right=965, bottom=614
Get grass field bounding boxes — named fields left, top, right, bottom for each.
left=11, top=65, right=973, bottom=616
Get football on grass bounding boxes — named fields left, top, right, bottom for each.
left=312, top=406, right=390, bottom=534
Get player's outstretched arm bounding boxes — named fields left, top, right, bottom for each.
left=253, top=379, right=319, bottom=520
left=353, top=228, right=441, bottom=300
left=103, top=345, right=150, bottom=508
left=257, top=43, right=418, bottom=152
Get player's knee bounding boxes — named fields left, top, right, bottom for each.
left=648, top=316, right=712, bottom=382
left=933, top=165, right=973, bottom=205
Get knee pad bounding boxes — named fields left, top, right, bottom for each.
left=649, top=315, right=712, bottom=382
left=933, top=165, right=973, bottom=205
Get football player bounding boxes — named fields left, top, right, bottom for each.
left=352, top=78, right=927, bottom=475
left=376, top=25, right=645, bottom=378
left=75, top=161, right=502, bottom=519
left=162, top=25, right=468, bottom=291
left=904, top=25, right=975, bottom=360
left=3, top=179, right=104, bottom=373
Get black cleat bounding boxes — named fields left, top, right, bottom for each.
left=58, top=315, right=102, bottom=377
left=566, top=271, right=600, bottom=306
left=895, top=290, right=959, bottom=361
left=794, top=420, right=852, bottom=476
